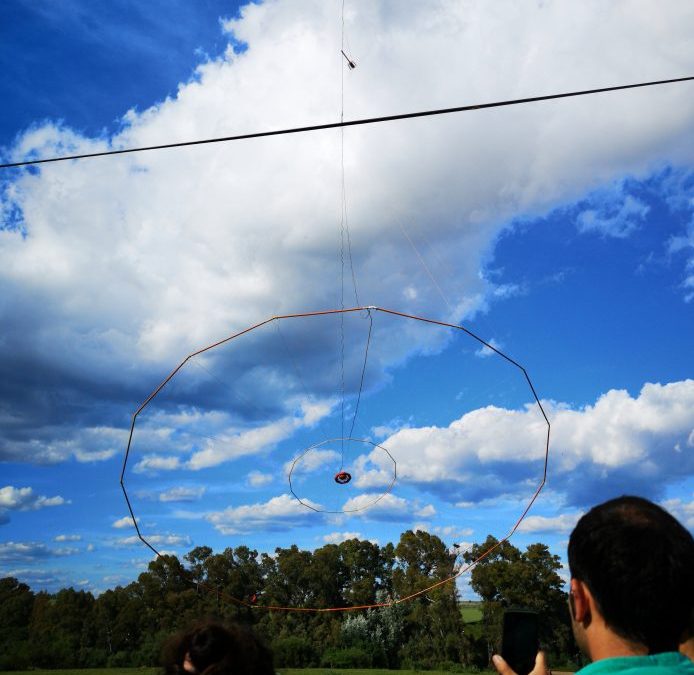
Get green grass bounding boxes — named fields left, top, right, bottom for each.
left=460, top=601, right=483, bottom=624
left=1, top=670, right=158, bottom=675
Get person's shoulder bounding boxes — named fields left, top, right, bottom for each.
left=577, top=653, right=694, bottom=675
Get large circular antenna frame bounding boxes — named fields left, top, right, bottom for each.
left=120, top=305, right=551, bottom=612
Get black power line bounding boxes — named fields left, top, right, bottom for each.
left=1, top=75, right=692, bottom=170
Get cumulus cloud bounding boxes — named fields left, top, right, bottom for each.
left=415, top=504, right=437, bottom=518
left=410, top=525, right=472, bottom=549
left=113, top=533, right=191, bottom=548
left=112, top=516, right=139, bottom=529
left=0, top=425, right=126, bottom=465
left=0, top=485, right=67, bottom=510
left=2, top=0, right=693, bottom=467
left=0, top=486, right=68, bottom=524
left=517, top=512, right=583, bottom=534
left=132, top=398, right=334, bottom=473
left=54, top=534, right=82, bottom=542
left=361, top=379, right=694, bottom=507
left=206, top=493, right=323, bottom=535
left=342, top=493, right=436, bottom=522
left=247, top=470, right=274, bottom=487
left=661, top=496, right=694, bottom=529
left=0, top=541, right=79, bottom=563
left=667, top=210, right=694, bottom=302
left=4, top=568, right=67, bottom=590
left=576, top=182, right=651, bottom=238
left=284, top=448, right=340, bottom=476
left=475, top=337, right=503, bottom=358
left=435, top=525, right=474, bottom=540
left=134, top=455, right=182, bottom=474
left=158, top=486, right=206, bottom=502
left=322, top=531, right=362, bottom=544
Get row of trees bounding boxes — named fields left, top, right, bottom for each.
left=0, top=530, right=577, bottom=671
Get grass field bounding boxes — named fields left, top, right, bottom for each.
left=0, top=667, right=574, bottom=675
left=1, top=670, right=159, bottom=675
left=459, top=601, right=483, bottom=623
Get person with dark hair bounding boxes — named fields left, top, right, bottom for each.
left=493, top=495, right=694, bottom=675
left=161, top=621, right=275, bottom=675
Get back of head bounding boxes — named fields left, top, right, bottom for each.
left=568, top=495, right=694, bottom=654
left=162, top=621, right=274, bottom=675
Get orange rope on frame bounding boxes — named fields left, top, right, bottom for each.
left=120, top=305, right=551, bottom=613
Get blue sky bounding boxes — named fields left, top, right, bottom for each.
left=1, top=0, right=693, bottom=599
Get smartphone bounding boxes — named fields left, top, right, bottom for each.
left=501, top=609, right=539, bottom=675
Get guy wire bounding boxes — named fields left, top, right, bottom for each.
left=399, top=221, right=454, bottom=314
left=338, top=0, right=361, bottom=468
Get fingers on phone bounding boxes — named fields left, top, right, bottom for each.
left=493, top=651, right=548, bottom=675
left=532, top=651, right=549, bottom=675
left=492, top=654, right=517, bottom=675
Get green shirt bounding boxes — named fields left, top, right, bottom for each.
left=577, top=653, right=694, bottom=675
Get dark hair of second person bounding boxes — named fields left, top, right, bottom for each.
left=161, top=621, right=274, bottom=675
left=568, top=495, right=694, bottom=654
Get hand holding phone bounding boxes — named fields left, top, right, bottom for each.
left=499, top=609, right=539, bottom=675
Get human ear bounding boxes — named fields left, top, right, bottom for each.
left=570, top=579, right=590, bottom=623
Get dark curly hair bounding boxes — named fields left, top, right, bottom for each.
left=161, top=621, right=274, bottom=675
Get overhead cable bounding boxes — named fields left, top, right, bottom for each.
left=1, top=76, right=692, bottom=169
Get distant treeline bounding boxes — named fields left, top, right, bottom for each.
left=0, top=531, right=577, bottom=671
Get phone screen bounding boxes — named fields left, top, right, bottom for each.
left=501, top=609, right=539, bottom=675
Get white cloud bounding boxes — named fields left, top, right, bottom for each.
left=371, top=418, right=411, bottom=439
left=5, top=568, right=65, bottom=589
left=0, top=541, right=78, bottom=563
left=112, top=515, right=139, bottom=529
left=0, top=485, right=67, bottom=509
left=3, top=0, right=693, bottom=465
left=440, top=525, right=474, bottom=539
left=158, top=486, right=206, bottom=502
left=0, top=486, right=68, bottom=524
left=190, top=414, right=323, bottom=471
left=475, top=337, right=503, bottom=358
left=415, top=504, right=437, bottom=518
left=517, top=512, right=583, bottom=534
left=342, top=492, right=435, bottom=522
left=0, top=426, right=125, bottom=465
left=54, top=534, right=81, bottom=542
left=350, top=450, right=397, bottom=489
left=668, top=218, right=694, bottom=302
left=189, top=418, right=298, bottom=471
left=411, top=524, right=473, bottom=544
left=661, top=496, right=694, bottom=529
left=284, top=448, right=340, bottom=476
left=576, top=185, right=650, bottom=238
left=206, top=493, right=323, bottom=535
left=132, top=398, right=335, bottom=474
left=247, top=470, right=274, bottom=487
left=364, top=379, right=694, bottom=506
left=322, top=531, right=362, bottom=544
left=114, top=533, right=191, bottom=548
left=133, top=455, right=181, bottom=473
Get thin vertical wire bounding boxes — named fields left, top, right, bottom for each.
left=338, top=0, right=361, bottom=469
left=339, top=0, right=347, bottom=465
left=347, top=308, right=373, bottom=439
